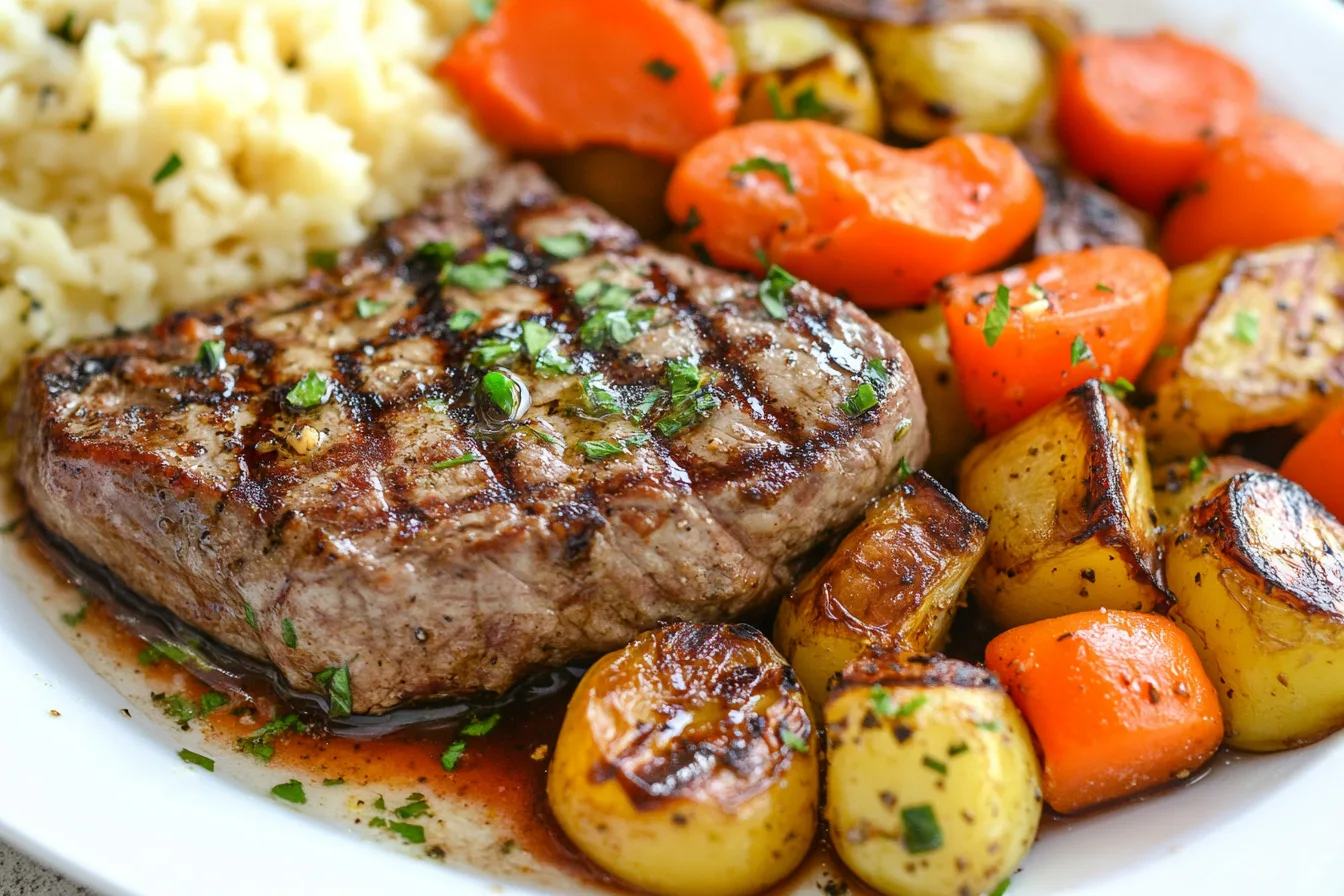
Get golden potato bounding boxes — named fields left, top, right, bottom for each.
left=1166, top=472, right=1344, bottom=752
left=1151, top=454, right=1272, bottom=530
left=958, top=380, right=1166, bottom=630
left=774, top=471, right=986, bottom=707
left=724, top=0, right=882, bottom=137
left=1140, top=238, right=1344, bottom=462
left=876, top=304, right=978, bottom=482
left=825, top=648, right=1041, bottom=896
left=547, top=623, right=819, bottom=896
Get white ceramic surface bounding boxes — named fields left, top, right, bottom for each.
left=3, top=1, right=1344, bottom=894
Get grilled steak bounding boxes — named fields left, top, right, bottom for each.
left=15, top=163, right=928, bottom=714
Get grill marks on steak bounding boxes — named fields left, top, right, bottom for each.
left=16, top=163, right=928, bottom=714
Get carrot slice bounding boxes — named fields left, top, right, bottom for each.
left=1280, top=404, right=1344, bottom=522
left=985, top=610, right=1223, bottom=815
left=940, top=246, right=1169, bottom=435
left=1161, top=114, right=1344, bottom=265
left=666, top=121, right=1043, bottom=309
left=1055, top=31, right=1258, bottom=214
left=436, top=0, right=739, bottom=159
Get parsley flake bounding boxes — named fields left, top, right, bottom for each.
left=896, top=456, right=913, bottom=481
left=538, top=232, right=591, bottom=259
left=434, top=452, right=483, bottom=470
left=922, top=756, right=948, bottom=775
left=579, top=433, right=650, bottom=461
left=357, top=296, right=390, bottom=319
left=729, top=157, right=795, bottom=194
left=682, top=206, right=703, bottom=233
left=1233, top=310, right=1259, bottom=345
left=461, top=713, right=501, bottom=737
left=323, top=778, right=345, bottom=787
left=470, top=0, right=496, bottom=21
left=178, top=749, right=214, bottom=772
left=989, top=879, right=1012, bottom=896
left=983, top=284, right=1011, bottom=347
left=197, top=340, right=226, bottom=373
left=644, top=58, right=678, bottom=82
left=286, top=371, right=332, bottom=409
left=244, top=603, right=258, bottom=629
left=480, top=370, right=519, bottom=418
left=1189, top=453, right=1210, bottom=484
left=316, top=664, right=352, bottom=718
left=710, top=71, right=728, bottom=90
left=307, top=250, right=338, bottom=271
left=281, top=618, right=298, bottom=649
left=901, top=804, right=943, bottom=853
left=389, top=822, right=426, bottom=844
left=779, top=726, right=809, bottom=753
left=758, top=265, right=798, bottom=319
left=236, top=713, right=307, bottom=762
left=657, top=358, right=719, bottom=436
left=51, top=12, right=82, bottom=45
left=841, top=383, right=878, bottom=417
left=1099, top=377, right=1135, bottom=399
left=441, top=740, right=468, bottom=771
left=61, top=604, right=87, bottom=628
left=271, top=779, right=307, bottom=804
left=1095, top=283, right=1114, bottom=293
left=873, top=687, right=926, bottom=718
left=448, top=308, right=481, bottom=331
left=395, top=798, right=430, bottom=819
left=152, top=152, right=183, bottom=185
left=1070, top=334, right=1094, bottom=366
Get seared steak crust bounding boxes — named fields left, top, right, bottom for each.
left=15, top=164, right=927, bottom=714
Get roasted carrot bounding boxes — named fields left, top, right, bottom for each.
left=436, top=0, right=739, bottom=160
left=1055, top=31, right=1258, bottom=214
left=940, top=246, right=1170, bottom=435
left=1161, top=114, right=1344, bottom=265
left=985, top=610, right=1223, bottom=815
left=1280, top=404, right=1344, bottom=522
left=665, top=121, right=1043, bottom=309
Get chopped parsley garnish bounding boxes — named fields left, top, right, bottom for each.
left=873, top=687, right=926, bottom=718
left=138, top=641, right=195, bottom=667
left=989, top=878, right=1012, bottom=896
left=657, top=358, right=719, bottom=437
left=416, top=241, right=457, bottom=268
left=573, top=280, right=605, bottom=306
left=441, top=740, right=468, bottom=771
left=315, top=664, right=352, bottom=718
left=374, top=796, right=387, bottom=811
left=423, top=398, right=451, bottom=414
left=1095, top=283, right=1114, bottom=293
left=480, top=370, right=519, bottom=418
left=389, top=822, right=426, bottom=844
left=178, top=749, right=214, bottom=772
left=644, top=58, right=678, bottom=82
left=901, top=804, right=943, bottom=853
left=271, top=779, right=307, bottom=804
left=461, top=713, right=501, bottom=737
left=469, top=336, right=520, bottom=367
left=1233, top=310, right=1259, bottom=345
left=356, top=296, right=390, bottom=319
left=841, top=383, right=878, bottom=417
left=983, top=284, right=1011, bottom=347
left=434, top=452, right=483, bottom=470
left=307, top=250, right=338, bottom=271
left=522, top=320, right=555, bottom=358
left=1154, top=344, right=1177, bottom=359
left=1070, top=334, right=1094, bottom=366
left=728, top=157, right=795, bottom=194
left=948, top=742, right=969, bottom=756
left=61, top=603, right=87, bottom=627
left=470, top=0, right=497, bottom=21
left=51, top=12, right=81, bottom=45
left=244, top=603, right=258, bottom=629
left=766, top=83, right=832, bottom=121
left=580, top=306, right=654, bottom=350
left=197, top=340, right=226, bottom=373
left=862, top=358, right=889, bottom=394
left=395, top=797, right=430, bottom=819
left=445, top=248, right=514, bottom=291
left=369, top=817, right=387, bottom=828
left=896, top=456, right=913, bottom=481
left=579, top=433, right=650, bottom=461
left=630, top=387, right=665, bottom=420
left=152, top=152, right=183, bottom=185
left=922, top=756, right=948, bottom=775
left=779, top=726, right=809, bottom=753
left=522, top=320, right=572, bottom=376
left=690, top=241, right=713, bottom=265
left=758, top=265, right=798, bottom=319
left=199, top=691, right=228, bottom=715
left=537, top=232, right=591, bottom=259
left=976, top=720, right=1002, bottom=732
left=286, top=370, right=332, bottom=409
left=448, top=308, right=481, bottom=331
left=323, top=778, right=345, bottom=787
left=281, top=618, right=298, bottom=649
left=709, top=71, right=727, bottom=90
left=1188, top=453, right=1210, bottom=484
left=581, top=374, right=626, bottom=417
left=236, top=713, right=307, bottom=762
left=1099, top=377, right=1135, bottom=399
left=682, top=206, right=703, bottom=233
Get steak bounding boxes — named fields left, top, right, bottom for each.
left=14, top=163, right=928, bottom=714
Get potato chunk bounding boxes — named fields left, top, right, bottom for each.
left=547, top=623, right=818, bottom=896
left=1166, top=472, right=1344, bottom=752
left=724, top=0, right=882, bottom=137
left=958, top=380, right=1165, bottom=629
left=1151, top=454, right=1272, bottom=530
left=825, top=648, right=1041, bottom=896
left=1140, top=238, right=1344, bottom=462
left=775, top=471, right=986, bottom=706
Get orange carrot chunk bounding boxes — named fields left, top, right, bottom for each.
left=985, top=610, right=1223, bottom=815
left=941, top=246, right=1170, bottom=435
left=436, top=0, right=739, bottom=160
left=666, top=121, right=1043, bottom=309
left=1055, top=31, right=1258, bottom=214
left=1161, top=114, right=1344, bottom=265
left=1280, top=404, right=1344, bottom=523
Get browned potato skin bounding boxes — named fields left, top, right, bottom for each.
left=1027, top=157, right=1153, bottom=257
left=958, top=380, right=1166, bottom=629
left=1140, top=238, right=1344, bottom=462
left=1166, top=473, right=1344, bottom=751
left=1151, top=455, right=1273, bottom=531
left=774, top=471, right=986, bottom=706
left=547, top=623, right=819, bottom=896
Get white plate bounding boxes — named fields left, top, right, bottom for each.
left=3, top=1, right=1344, bottom=894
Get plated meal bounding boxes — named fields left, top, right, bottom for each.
left=3, top=1, right=1344, bottom=895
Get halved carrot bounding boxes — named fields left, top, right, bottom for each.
left=436, top=0, right=739, bottom=160
left=985, top=610, right=1223, bottom=815
left=1055, top=31, right=1258, bottom=214
left=940, top=246, right=1169, bottom=435
left=1161, top=114, right=1344, bottom=265
left=1280, top=404, right=1344, bottom=522
left=665, top=121, right=1043, bottom=309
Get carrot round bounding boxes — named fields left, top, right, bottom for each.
left=436, top=0, right=739, bottom=160
left=940, top=246, right=1170, bottom=435
left=1055, top=31, right=1258, bottom=214
left=985, top=610, right=1223, bottom=815
left=666, top=121, right=1043, bottom=309
left=1280, top=404, right=1344, bottom=522
left=1161, top=114, right=1344, bottom=265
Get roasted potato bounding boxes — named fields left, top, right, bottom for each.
left=1028, top=156, right=1153, bottom=257
left=1151, top=454, right=1272, bottom=530
left=723, top=0, right=882, bottom=137
left=1140, top=238, right=1344, bottom=463
left=958, top=380, right=1166, bottom=629
left=825, top=648, right=1041, bottom=896
left=547, top=623, right=819, bottom=896
left=876, top=304, right=978, bottom=482
left=774, top=471, right=987, bottom=706
left=1166, top=472, right=1344, bottom=752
